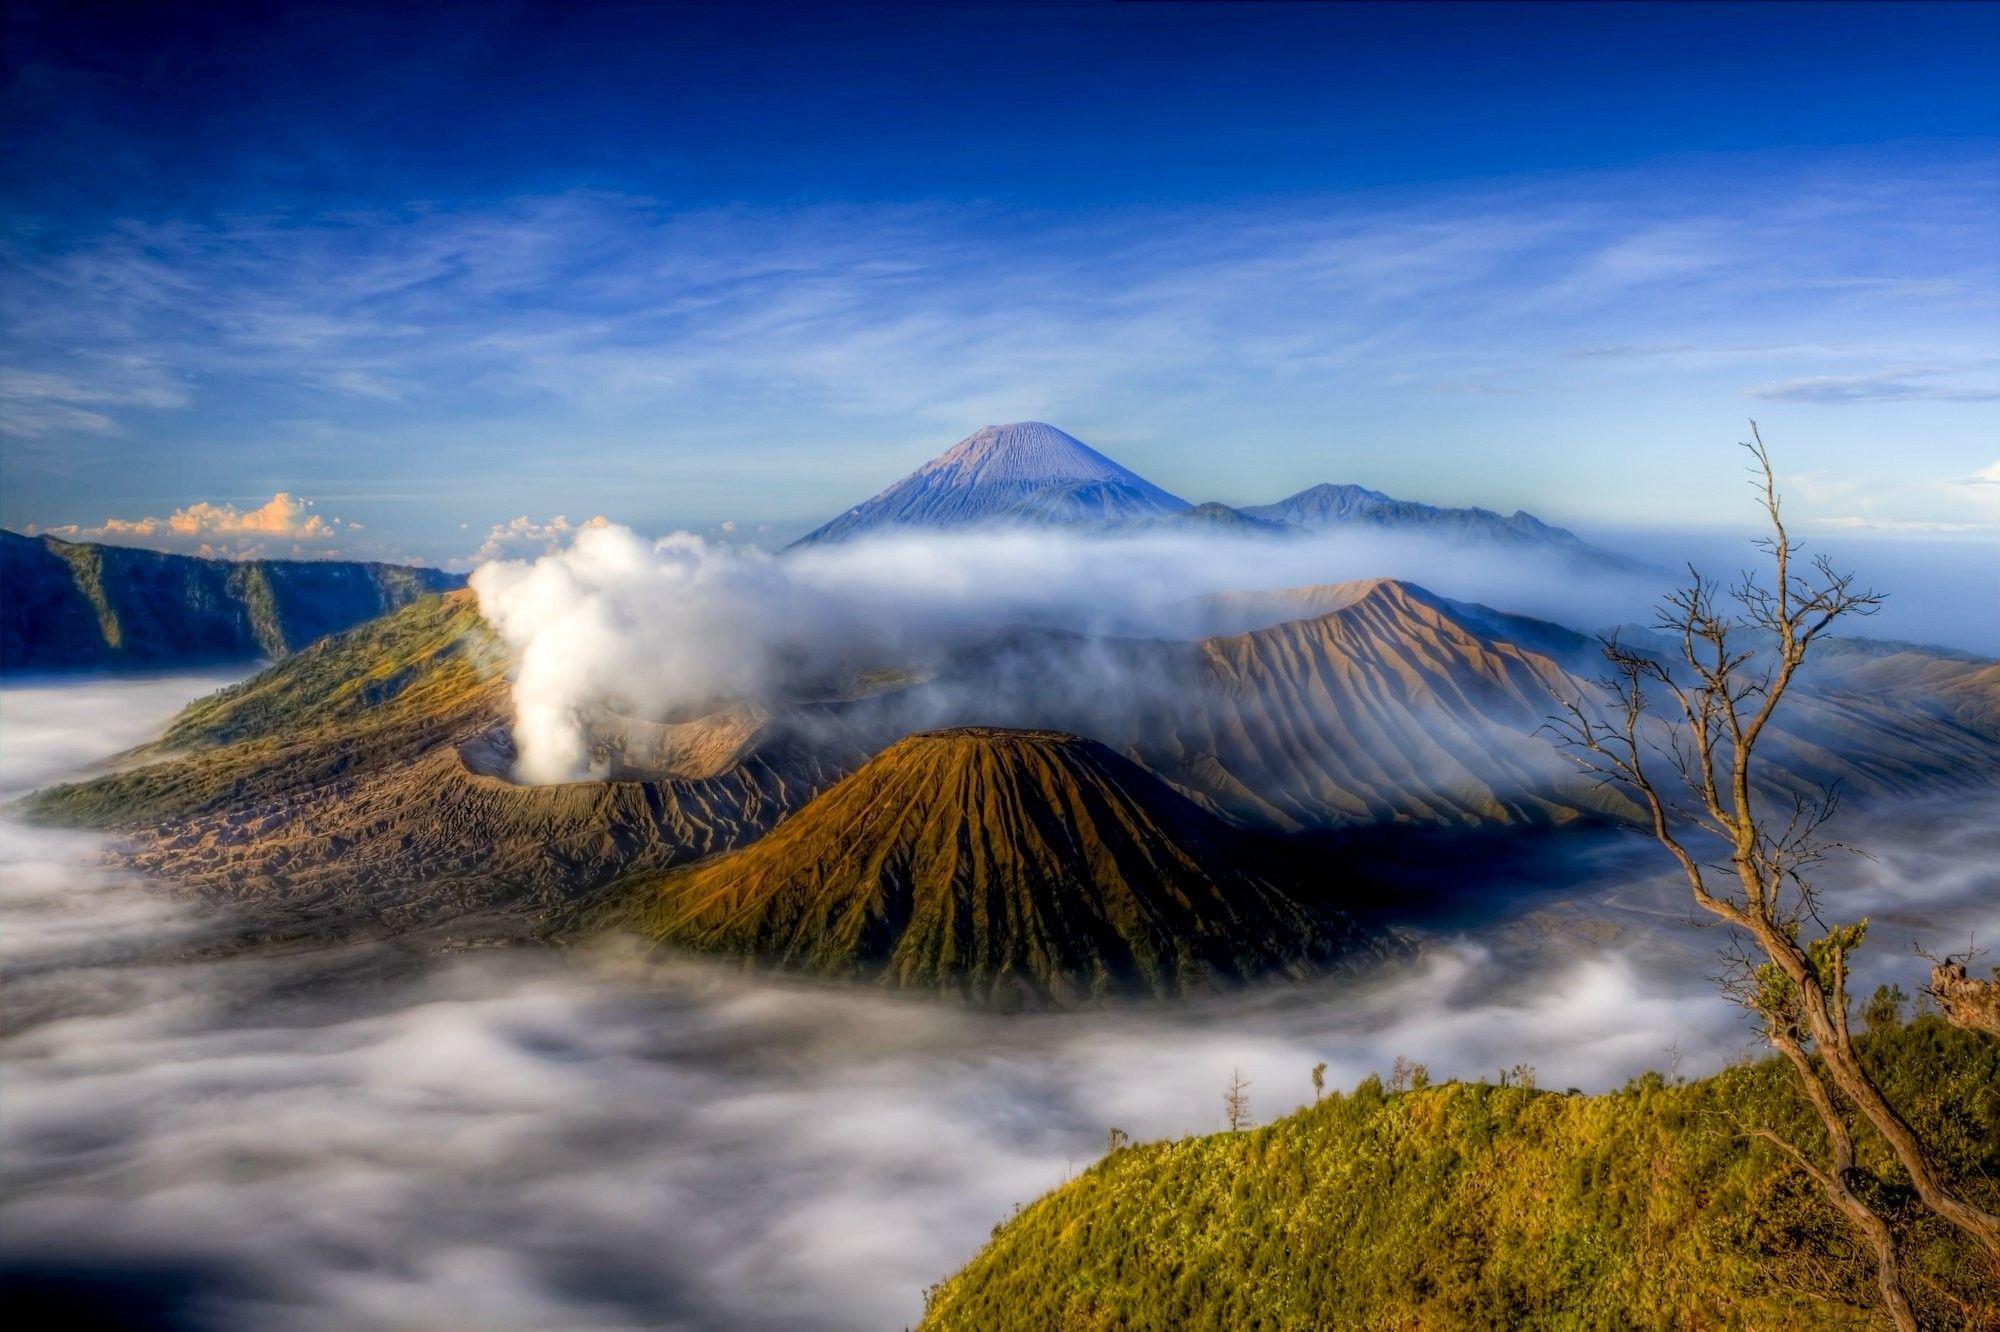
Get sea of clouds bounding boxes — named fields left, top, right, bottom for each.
left=3, top=674, right=1993, bottom=1329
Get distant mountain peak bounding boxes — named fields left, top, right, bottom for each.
left=789, top=425, right=1641, bottom=569
left=1234, top=481, right=1650, bottom=569
left=792, top=422, right=1188, bottom=545
left=921, top=422, right=1140, bottom=485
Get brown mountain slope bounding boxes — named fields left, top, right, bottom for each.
left=602, top=728, right=1381, bottom=1003
left=1146, top=580, right=1618, bottom=828
left=1809, top=651, right=2000, bottom=735
left=23, top=592, right=867, bottom=925
left=1119, top=580, right=2000, bottom=831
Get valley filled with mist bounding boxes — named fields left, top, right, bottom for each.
left=6, top=669, right=1993, bottom=1329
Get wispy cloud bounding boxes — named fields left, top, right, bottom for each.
left=0, top=363, right=189, bottom=436
left=1787, top=460, right=2000, bottom=536
left=3, top=156, right=1996, bottom=543
left=1747, top=368, right=2000, bottom=404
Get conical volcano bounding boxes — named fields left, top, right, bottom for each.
left=792, top=422, right=1189, bottom=544
left=605, top=726, right=1372, bottom=1002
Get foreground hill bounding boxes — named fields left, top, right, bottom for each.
left=599, top=728, right=1383, bottom=1003
left=1, top=529, right=462, bottom=672
left=922, top=1018, right=2000, bottom=1330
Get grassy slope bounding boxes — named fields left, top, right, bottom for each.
left=922, top=1019, right=2000, bottom=1331
left=23, top=590, right=503, bottom=827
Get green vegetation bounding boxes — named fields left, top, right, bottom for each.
left=229, top=560, right=286, bottom=658
left=157, top=589, right=499, bottom=750
left=49, top=537, right=122, bottom=648
left=922, top=1018, right=2000, bottom=1330
left=23, top=591, right=503, bottom=828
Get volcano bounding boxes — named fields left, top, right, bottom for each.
left=791, top=422, right=1189, bottom=544
left=605, top=727, right=1374, bottom=1003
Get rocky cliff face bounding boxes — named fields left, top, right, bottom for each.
left=1, top=530, right=463, bottom=671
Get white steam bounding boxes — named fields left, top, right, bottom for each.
left=470, top=524, right=1667, bottom=784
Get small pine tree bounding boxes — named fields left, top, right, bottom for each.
left=1409, top=1062, right=1431, bottom=1091
left=1863, top=983, right=1908, bottom=1032
left=1311, top=1061, right=1327, bottom=1102
left=1224, top=1068, right=1253, bottom=1131
left=1106, top=1126, right=1129, bottom=1154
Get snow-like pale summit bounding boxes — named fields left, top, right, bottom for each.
left=793, top=422, right=1191, bottom=544
left=917, top=422, right=1184, bottom=500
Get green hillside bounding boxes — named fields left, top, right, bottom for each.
left=23, top=590, right=504, bottom=828
left=922, top=1018, right=2000, bottom=1330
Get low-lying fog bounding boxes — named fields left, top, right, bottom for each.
left=3, top=676, right=1995, bottom=1331
left=470, top=523, right=1999, bottom=784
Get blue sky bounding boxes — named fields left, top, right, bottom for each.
left=2, top=1, right=1996, bottom=563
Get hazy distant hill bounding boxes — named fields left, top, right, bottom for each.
left=1, top=529, right=463, bottom=672
left=915, top=578, right=2000, bottom=832
left=793, top=422, right=1190, bottom=544
left=601, top=727, right=1381, bottom=1003
left=1242, top=481, right=1579, bottom=545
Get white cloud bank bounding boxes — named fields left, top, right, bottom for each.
left=470, top=522, right=1671, bottom=784
left=34, top=492, right=364, bottom=560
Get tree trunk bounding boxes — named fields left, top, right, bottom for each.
left=1768, top=922, right=2000, bottom=1267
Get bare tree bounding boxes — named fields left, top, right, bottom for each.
left=1311, top=1061, right=1327, bottom=1102
left=1548, top=427, right=2000, bottom=1328
left=1106, top=1126, right=1129, bottom=1154
left=1389, top=1055, right=1413, bottom=1093
left=1224, top=1068, right=1253, bottom=1132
